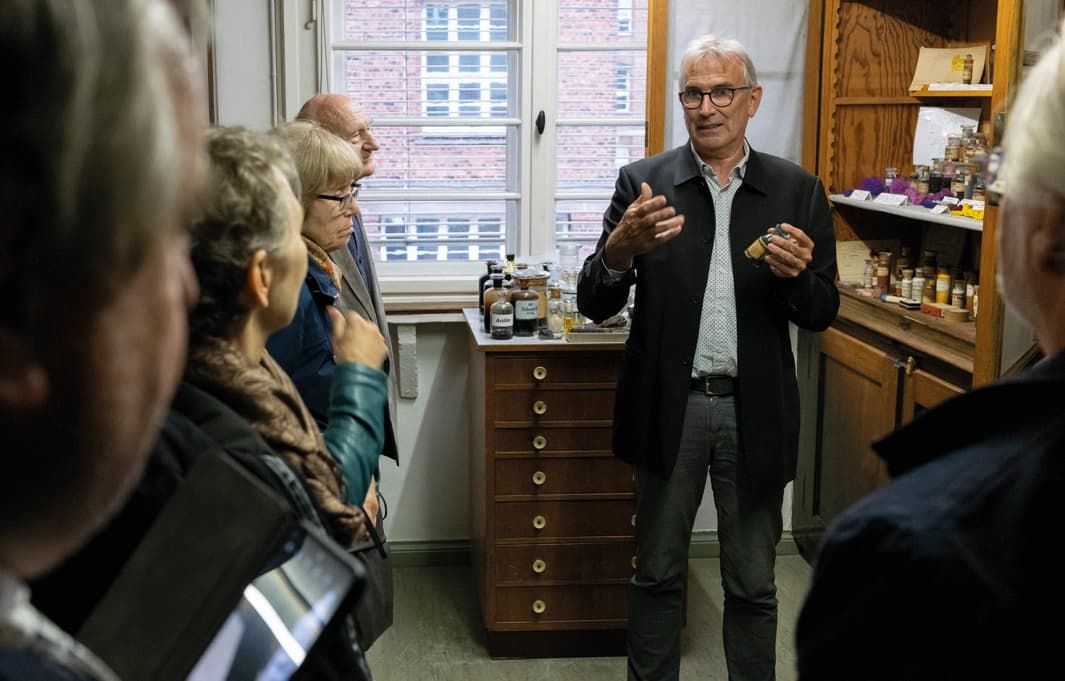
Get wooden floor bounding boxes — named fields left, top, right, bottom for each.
left=366, top=555, right=812, bottom=681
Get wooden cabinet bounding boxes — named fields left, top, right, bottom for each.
left=464, top=310, right=634, bottom=657
left=794, top=323, right=968, bottom=556
left=794, top=0, right=1037, bottom=559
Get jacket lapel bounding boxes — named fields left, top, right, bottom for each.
left=330, top=215, right=376, bottom=323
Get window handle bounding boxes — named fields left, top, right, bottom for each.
left=536, top=110, right=546, bottom=135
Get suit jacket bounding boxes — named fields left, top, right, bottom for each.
left=577, top=143, right=838, bottom=497
left=796, top=349, right=1065, bottom=681
left=331, top=213, right=399, bottom=463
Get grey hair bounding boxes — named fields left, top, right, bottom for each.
left=679, top=35, right=759, bottom=87
left=188, top=127, right=301, bottom=341
left=0, top=0, right=198, bottom=331
left=1001, top=19, right=1065, bottom=206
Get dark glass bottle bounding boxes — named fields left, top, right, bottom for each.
left=477, top=259, right=499, bottom=316
left=489, top=281, right=514, bottom=340
left=511, top=275, right=539, bottom=337
left=483, top=273, right=506, bottom=333
left=479, top=263, right=502, bottom=316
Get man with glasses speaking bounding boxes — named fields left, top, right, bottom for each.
left=577, top=35, right=838, bottom=681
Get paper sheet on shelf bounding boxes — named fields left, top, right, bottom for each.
left=836, top=239, right=900, bottom=286
left=909, top=45, right=989, bottom=90
left=913, top=106, right=981, bottom=166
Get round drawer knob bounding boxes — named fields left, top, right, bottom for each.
left=532, top=559, right=546, bottom=574
left=532, top=435, right=547, bottom=451
left=533, top=400, right=548, bottom=415
left=631, top=513, right=637, bottom=527
left=532, top=366, right=547, bottom=381
left=532, top=599, right=546, bottom=614
left=631, top=556, right=637, bottom=570
left=532, top=514, right=547, bottom=530
left=532, top=470, right=546, bottom=486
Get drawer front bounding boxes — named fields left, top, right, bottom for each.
left=493, top=426, right=613, bottom=455
left=494, top=583, right=630, bottom=625
left=495, top=500, right=635, bottom=539
left=490, top=355, right=620, bottom=387
left=494, top=389, right=615, bottom=424
left=495, top=457, right=634, bottom=496
left=495, top=542, right=636, bottom=583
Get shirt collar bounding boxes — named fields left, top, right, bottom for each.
left=691, top=140, right=750, bottom=185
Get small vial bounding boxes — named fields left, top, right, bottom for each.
left=951, top=280, right=965, bottom=308
left=545, top=285, right=564, bottom=339
left=884, top=167, right=898, bottom=191
left=744, top=223, right=790, bottom=263
left=562, top=296, right=576, bottom=335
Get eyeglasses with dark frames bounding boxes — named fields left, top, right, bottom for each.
left=316, top=183, right=361, bottom=213
left=678, top=86, right=753, bottom=109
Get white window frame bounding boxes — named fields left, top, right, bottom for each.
left=278, top=1, right=654, bottom=304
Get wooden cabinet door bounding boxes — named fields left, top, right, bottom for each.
left=794, top=326, right=903, bottom=560
left=900, top=364, right=966, bottom=423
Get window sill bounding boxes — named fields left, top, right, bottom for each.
left=380, top=273, right=479, bottom=314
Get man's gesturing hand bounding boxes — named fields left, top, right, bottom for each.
left=603, top=182, right=685, bottom=271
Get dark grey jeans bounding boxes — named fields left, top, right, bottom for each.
left=627, top=392, right=784, bottom=681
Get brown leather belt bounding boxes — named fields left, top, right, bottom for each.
left=689, top=375, right=737, bottom=396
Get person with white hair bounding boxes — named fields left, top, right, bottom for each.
left=0, top=0, right=206, bottom=679
left=795, top=20, right=1065, bottom=681
left=578, top=34, right=839, bottom=681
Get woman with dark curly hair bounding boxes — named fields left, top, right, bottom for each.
left=180, top=126, right=388, bottom=549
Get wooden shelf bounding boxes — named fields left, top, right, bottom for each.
left=836, top=285, right=975, bottom=373
left=908, top=84, right=993, bottom=98
left=829, top=194, right=983, bottom=232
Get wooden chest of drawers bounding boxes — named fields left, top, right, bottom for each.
left=464, top=310, right=634, bottom=656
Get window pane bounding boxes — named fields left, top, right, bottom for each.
left=489, top=5, right=508, bottom=40
left=457, top=5, right=481, bottom=40
left=336, top=50, right=512, bottom=118
left=365, top=126, right=512, bottom=192
left=557, top=0, right=647, bottom=43
left=557, top=51, right=646, bottom=118
left=426, top=4, right=448, bottom=40
left=426, top=84, right=449, bottom=116
left=426, top=53, right=449, bottom=72
left=361, top=200, right=511, bottom=263
left=459, top=53, right=481, bottom=72
left=555, top=200, right=605, bottom=255
left=339, top=0, right=511, bottom=42
left=556, top=125, right=644, bottom=193
left=459, top=82, right=481, bottom=116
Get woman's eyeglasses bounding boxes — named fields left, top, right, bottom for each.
left=316, top=183, right=361, bottom=213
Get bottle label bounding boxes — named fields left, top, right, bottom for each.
left=491, top=313, right=513, bottom=328
left=515, top=300, right=539, bottom=319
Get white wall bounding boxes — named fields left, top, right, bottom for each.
left=210, top=1, right=811, bottom=543
left=211, top=0, right=274, bottom=129
left=377, top=323, right=472, bottom=542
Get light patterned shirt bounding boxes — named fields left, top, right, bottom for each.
left=691, top=142, right=749, bottom=378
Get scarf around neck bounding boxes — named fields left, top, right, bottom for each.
left=185, top=336, right=365, bottom=547
left=303, top=236, right=341, bottom=291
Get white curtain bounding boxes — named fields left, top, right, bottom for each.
left=668, top=0, right=810, bottom=164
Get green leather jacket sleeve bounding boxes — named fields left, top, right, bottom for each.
left=324, top=361, right=387, bottom=505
